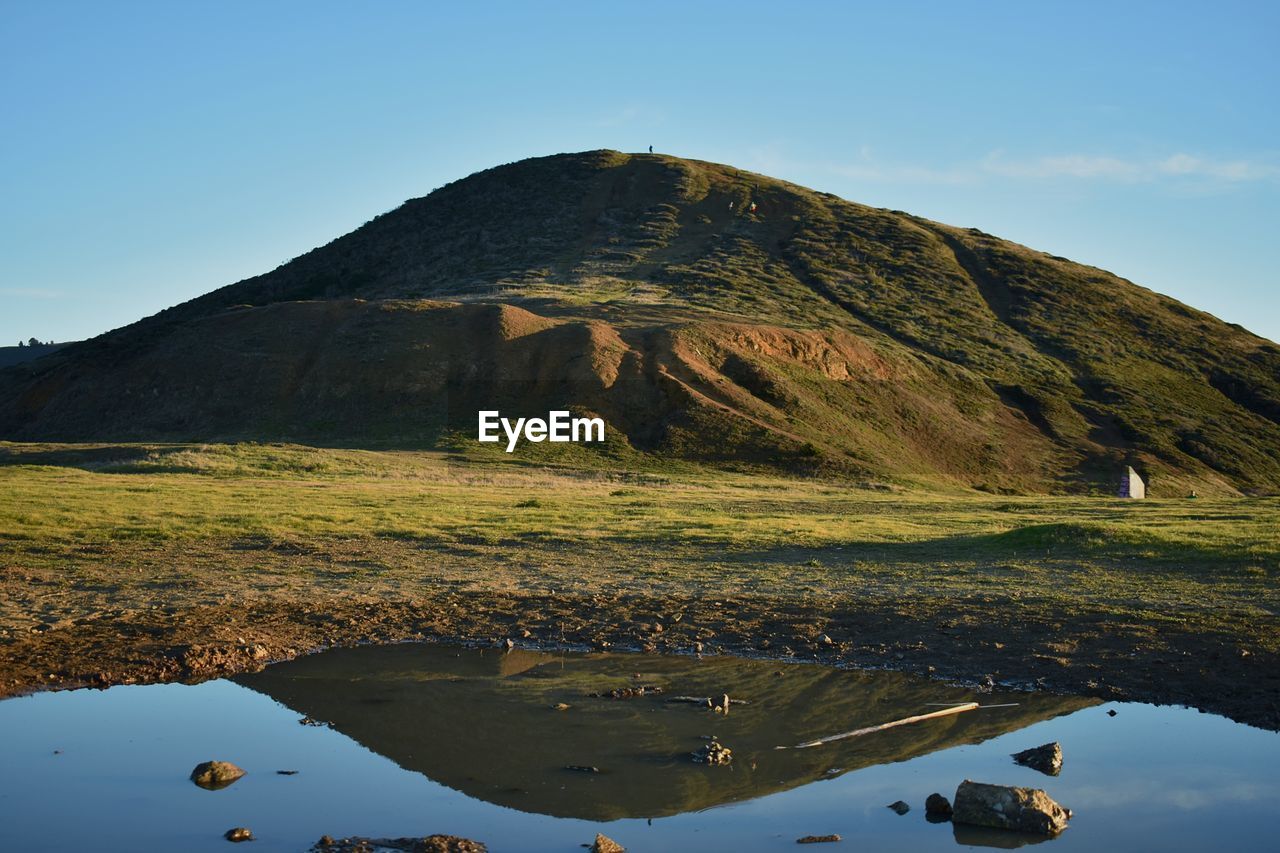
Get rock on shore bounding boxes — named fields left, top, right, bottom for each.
left=952, top=780, right=1071, bottom=835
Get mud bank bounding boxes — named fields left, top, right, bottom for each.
left=2, top=590, right=1276, bottom=730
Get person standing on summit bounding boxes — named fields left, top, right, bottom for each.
left=649, top=145, right=653, bottom=153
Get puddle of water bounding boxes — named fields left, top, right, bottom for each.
left=0, top=644, right=1276, bottom=851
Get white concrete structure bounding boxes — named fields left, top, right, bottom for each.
left=1118, top=465, right=1146, bottom=499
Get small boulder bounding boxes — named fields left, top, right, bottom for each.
left=419, top=837, right=487, bottom=853
left=190, top=760, right=246, bottom=790
left=224, top=827, right=253, bottom=842
left=952, top=780, right=1071, bottom=835
left=887, top=800, right=910, bottom=815
left=591, top=833, right=625, bottom=853
left=1012, top=742, right=1063, bottom=776
left=691, top=739, right=733, bottom=765
left=925, top=792, right=953, bottom=818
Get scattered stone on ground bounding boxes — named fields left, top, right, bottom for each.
left=952, top=780, right=1072, bottom=835
left=589, top=833, right=625, bottom=853
left=887, top=800, right=911, bottom=815
left=312, top=835, right=486, bottom=852
left=4, top=587, right=1276, bottom=731
left=691, top=739, right=733, bottom=765
left=565, top=764, right=599, bottom=773
left=190, top=760, right=246, bottom=790
left=224, top=827, right=253, bottom=843
left=1012, top=741, right=1063, bottom=776
left=588, top=685, right=663, bottom=699
left=551, top=702, right=571, bottom=711
left=665, top=695, right=751, bottom=708
left=796, top=834, right=841, bottom=843
left=925, top=792, right=954, bottom=818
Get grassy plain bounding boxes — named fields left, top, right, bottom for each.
left=1, top=441, right=1277, bottom=725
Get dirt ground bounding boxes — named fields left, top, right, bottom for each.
left=3, top=570, right=1276, bottom=731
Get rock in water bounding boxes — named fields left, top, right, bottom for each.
left=887, top=800, right=911, bottom=815
left=796, top=835, right=841, bottom=843
left=591, top=833, right=625, bottom=852
left=312, top=836, right=486, bottom=852
left=419, top=837, right=487, bottom=853
left=952, top=780, right=1071, bottom=835
left=1012, top=742, right=1064, bottom=776
left=190, top=760, right=246, bottom=790
left=925, top=792, right=953, bottom=818
left=691, top=739, right=733, bottom=765
left=224, top=827, right=253, bottom=842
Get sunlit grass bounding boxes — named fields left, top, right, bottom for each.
left=1, top=441, right=1276, bottom=644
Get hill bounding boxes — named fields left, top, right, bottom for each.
left=2, top=150, right=1278, bottom=493
left=0, top=342, right=70, bottom=369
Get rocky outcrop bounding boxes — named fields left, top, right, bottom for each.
left=925, top=792, right=954, bottom=818
left=590, top=834, right=625, bottom=853
left=952, top=780, right=1071, bottom=835
left=1012, top=741, right=1063, bottom=775
left=190, top=760, right=246, bottom=790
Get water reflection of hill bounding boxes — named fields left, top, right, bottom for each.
left=236, top=644, right=1096, bottom=821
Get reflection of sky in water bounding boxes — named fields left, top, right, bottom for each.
left=1, top=665, right=1278, bottom=851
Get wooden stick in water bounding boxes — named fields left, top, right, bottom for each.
left=780, top=701, right=980, bottom=749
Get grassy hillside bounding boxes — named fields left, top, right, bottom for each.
left=1, top=151, right=1277, bottom=493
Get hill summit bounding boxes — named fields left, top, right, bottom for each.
left=3, top=150, right=1278, bottom=493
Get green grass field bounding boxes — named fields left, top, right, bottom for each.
left=2, top=440, right=1276, bottom=641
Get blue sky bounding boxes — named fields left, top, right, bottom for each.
left=2, top=1, right=1277, bottom=344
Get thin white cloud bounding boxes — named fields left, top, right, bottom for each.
left=830, top=145, right=977, bottom=185
left=831, top=147, right=1280, bottom=187
left=983, top=151, right=1143, bottom=180
left=1157, top=153, right=1279, bottom=181
left=832, top=162, right=977, bottom=185
left=0, top=287, right=64, bottom=300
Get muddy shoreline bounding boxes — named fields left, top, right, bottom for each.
left=3, top=591, right=1277, bottom=730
